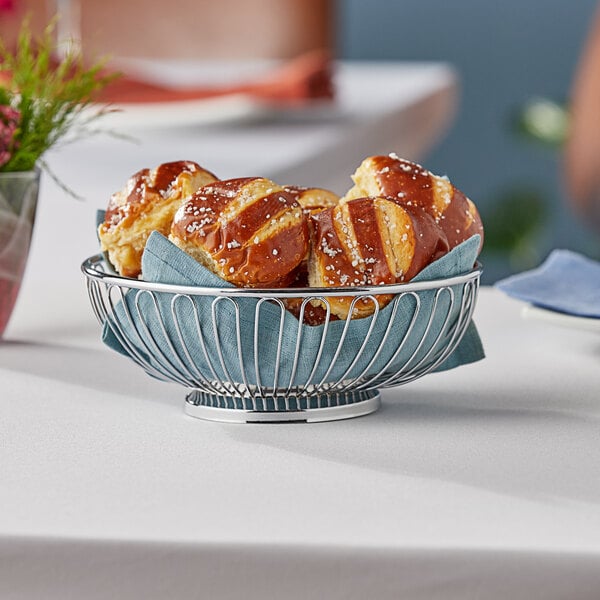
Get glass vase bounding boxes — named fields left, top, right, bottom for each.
left=0, top=169, right=40, bottom=338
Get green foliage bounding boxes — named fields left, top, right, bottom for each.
left=512, top=97, right=569, bottom=149
left=0, top=18, right=117, bottom=172
left=482, top=185, right=547, bottom=257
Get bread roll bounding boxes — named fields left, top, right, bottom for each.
left=98, top=160, right=217, bottom=278
left=308, top=197, right=450, bottom=320
left=280, top=295, right=339, bottom=326
left=282, top=185, right=339, bottom=281
left=343, top=154, right=484, bottom=250
left=283, top=185, right=339, bottom=216
left=170, top=177, right=309, bottom=287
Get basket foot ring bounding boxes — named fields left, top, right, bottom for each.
left=184, top=390, right=381, bottom=423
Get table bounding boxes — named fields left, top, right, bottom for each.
left=3, top=285, right=600, bottom=599
left=3, top=62, right=600, bottom=599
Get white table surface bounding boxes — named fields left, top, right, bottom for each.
left=2, top=62, right=600, bottom=599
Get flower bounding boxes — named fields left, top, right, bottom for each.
left=0, top=105, right=20, bottom=168
left=0, top=17, right=117, bottom=176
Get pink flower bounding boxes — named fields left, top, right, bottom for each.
left=0, top=105, right=20, bottom=168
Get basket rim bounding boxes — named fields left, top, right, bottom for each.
left=81, top=253, right=482, bottom=298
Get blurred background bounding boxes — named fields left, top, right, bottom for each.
left=339, top=0, right=600, bottom=281
left=2, top=0, right=600, bottom=283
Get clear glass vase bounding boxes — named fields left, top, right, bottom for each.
left=0, top=169, right=40, bottom=338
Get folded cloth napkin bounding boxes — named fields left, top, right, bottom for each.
left=100, top=230, right=484, bottom=390
left=96, top=50, right=334, bottom=106
left=495, top=249, right=600, bottom=318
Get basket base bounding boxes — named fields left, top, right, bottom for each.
left=184, top=390, right=381, bottom=423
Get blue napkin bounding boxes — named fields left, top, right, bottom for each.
left=495, top=249, right=600, bottom=318
left=101, top=231, right=484, bottom=388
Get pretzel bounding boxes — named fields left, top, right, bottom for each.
left=170, top=177, right=309, bottom=287
left=343, top=154, right=484, bottom=250
left=98, top=160, right=217, bottom=278
left=308, top=196, right=449, bottom=319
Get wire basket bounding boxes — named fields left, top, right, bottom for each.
left=82, top=254, right=481, bottom=423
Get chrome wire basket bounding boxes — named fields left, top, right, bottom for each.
left=82, top=254, right=481, bottom=423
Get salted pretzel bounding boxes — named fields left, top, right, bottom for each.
left=308, top=196, right=450, bottom=319
left=98, top=160, right=217, bottom=278
left=170, top=177, right=309, bottom=287
left=343, top=154, right=484, bottom=250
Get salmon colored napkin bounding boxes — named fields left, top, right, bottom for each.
left=96, top=50, right=335, bottom=106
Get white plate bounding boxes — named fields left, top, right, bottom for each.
left=522, top=304, right=600, bottom=333
left=98, top=94, right=272, bottom=130
left=98, top=94, right=339, bottom=131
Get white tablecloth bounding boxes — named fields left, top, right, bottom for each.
left=2, top=62, right=600, bottom=599
left=3, top=289, right=600, bottom=599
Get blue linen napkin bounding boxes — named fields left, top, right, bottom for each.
left=495, top=250, right=600, bottom=318
left=101, top=230, right=484, bottom=386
